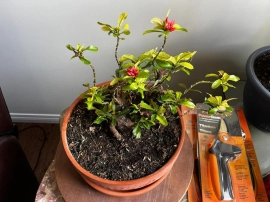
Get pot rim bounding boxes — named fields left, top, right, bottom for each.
left=61, top=81, right=185, bottom=187
left=246, top=46, right=270, bottom=99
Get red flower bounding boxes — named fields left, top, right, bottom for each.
left=164, top=17, right=176, bottom=32
left=127, top=66, right=139, bottom=78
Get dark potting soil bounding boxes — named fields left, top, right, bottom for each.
left=66, top=100, right=180, bottom=181
left=254, top=51, right=270, bottom=91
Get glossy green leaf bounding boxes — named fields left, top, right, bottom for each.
left=121, top=30, right=130, bottom=35
left=205, top=73, right=219, bottom=78
left=228, top=75, right=240, bottom=82
left=140, top=101, right=154, bottom=111
left=179, top=68, right=190, bottom=75
left=180, top=101, right=195, bottom=108
left=222, top=85, right=229, bottom=92
left=83, top=46, right=98, bottom=52
left=66, top=44, right=75, bottom=51
left=178, top=62, right=194, bottom=70
left=118, top=12, right=128, bottom=28
left=85, top=101, right=94, bottom=110
left=208, top=108, right=218, bottom=114
left=221, top=73, right=230, bottom=82
left=169, top=105, right=178, bottom=114
left=97, top=22, right=112, bottom=27
left=174, top=24, right=188, bottom=32
left=101, top=26, right=111, bottom=32
left=70, top=55, right=76, bottom=60
left=110, top=78, right=121, bottom=85
left=178, top=83, right=187, bottom=89
left=156, top=115, right=168, bottom=126
left=150, top=17, right=163, bottom=26
left=143, top=29, right=163, bottom=35
left=79, top=57, right=91, bottom=65
left=94, top=117, right=107, bottom=124
left=157, top=106, right=166, bottom=114
left=176, top=51, right=196, bottom=61
left=119, top=54, right=137, bottom=63
left=133, top=123, right=141, bottom=138
left=176, top=91, right=182, bottom=100
left=122, top=62, right=135, bottom=69
left=211, top=79, right=222, bottom=89
left=122, top=24, right=129, bottom=29
left=156, top=59, right=173, bottom=69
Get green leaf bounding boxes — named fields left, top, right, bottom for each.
left=66, top=44, right=75, bottom=51
left=152, top=65, right=162, bottom=71
left=150, top=17, right=163, bottom=26
left=156, top=59, right=173, bottom=69
left=122, top=24, right=129, bottom=29
left=130, top=82, right=138, bottom=90
left=85, top=101, right=94, bottom=110
left=221, top=73, right=230, bottom=82
left=79, top=57, right=91, bottom=65
left=119, top=54, right=137, bottom=63
left=211, top=79, right=222, bottom=89
left=178, top=62, right=194, bottom=70
left=156, top=115, right=168, bottom=126
left=174, top=24, right=188, bottom=32
left=101, top=26, right=111, bottom=32
left=83, top=46, right=98, bottom=52
left=118, top=12, right=128, bottom=28
left=157, top=106, right=166, bottom=114
left=97, top=22, right=112, bottom=27
left=121, top=30, right=130, bottom=35
left=133, top=124, right=141, bottom=138
left=178, top=83, right=187, bottom=89
left=140, top=101, right=154, bottom=111
left=135, top=71, right=149, bottom=83
left=208, top=108, right=218, bottom=114
left=70, top=55, right=76, bottom=60
left=143, top=29, right=163, bottom=35
left=169, top=105, right=178, bottom=114
left=94, top=117, right=107, bottom=124
left=205, top=73, right=219, bottom=78
left=179, top=68, right=190, bottom=75
left=176, top=91, right=182, bottom=100
left=180, top=101, right=195, bottom=108
left=222, top=85, right=229, bottom=92
left=110, top=78, right=121, bottom=85
left=228, top=75, right=240, bottom=82
left=176, top=51, right=196, bottom=61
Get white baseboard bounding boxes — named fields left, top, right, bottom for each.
left=10, top=113, right=60, bottom=124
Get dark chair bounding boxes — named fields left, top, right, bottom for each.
left=0, top=88, right=39, bottom=202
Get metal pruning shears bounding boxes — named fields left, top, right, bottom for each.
left=208, top=118, right=242, bottom=200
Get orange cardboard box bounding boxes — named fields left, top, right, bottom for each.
left=237, top=109, right=268, bottom=202
left=196, top=104, right=255, bottom=202
left=184, top=106, right=268, bottom=201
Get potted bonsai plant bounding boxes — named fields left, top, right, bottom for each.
left=244, top=46, right=270, bottom=132
left=62, top=10, right=240, bottom=197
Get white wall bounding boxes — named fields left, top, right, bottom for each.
left=1, top=0, right=270, bottom=123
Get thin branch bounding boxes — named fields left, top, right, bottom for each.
left=183, top=80, right=212, bottom=95
left=115, top=37, right=121, bottom=68
left=90, top=64, right=96, bottom=87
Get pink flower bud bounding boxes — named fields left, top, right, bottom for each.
left=164, top=17, right=176, bottom=32
left=127, top=66, right=139, bottom=78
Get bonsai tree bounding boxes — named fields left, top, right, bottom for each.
left=66, top=10, right=240, bottom=140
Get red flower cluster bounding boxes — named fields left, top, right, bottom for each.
left=164, top=17, right=176, bottom=32
left=127, top=66, right=139, bottom=78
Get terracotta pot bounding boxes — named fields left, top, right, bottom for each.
left=61, top=81, right=186, bottom=197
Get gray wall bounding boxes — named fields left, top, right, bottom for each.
left=1, top=0, right=270, bottom=123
